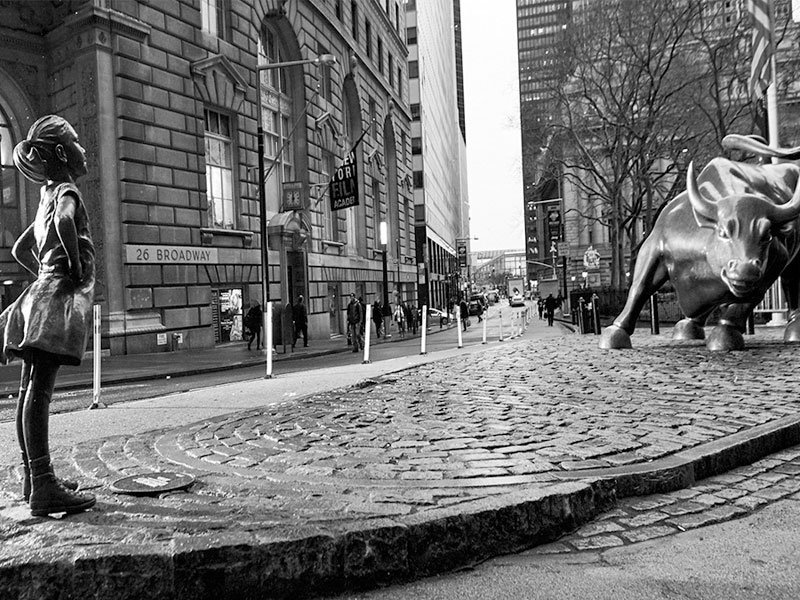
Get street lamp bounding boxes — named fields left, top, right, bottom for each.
left=255, top=53, right=337, bottom=312
left=380, top=221, right=391, bottom=338
left=455, top=236, right=478, bottom=299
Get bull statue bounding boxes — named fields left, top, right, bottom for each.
left=600, top=134, right=800, bottom=351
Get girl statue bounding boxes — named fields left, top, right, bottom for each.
left=2, top=115, right=96, bottom=516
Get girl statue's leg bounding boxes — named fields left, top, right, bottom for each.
left=23, top=353, right=94, bottom=516
left=17, top=360, right=78, bottom=502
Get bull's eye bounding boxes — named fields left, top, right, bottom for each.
left=762, top=232, right=773, bottom=246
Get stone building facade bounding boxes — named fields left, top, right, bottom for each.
left=0, top=0, right=414, bottom=355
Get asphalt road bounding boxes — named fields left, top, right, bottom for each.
left=0, top=312, right=516, bottom=422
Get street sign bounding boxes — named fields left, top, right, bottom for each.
left=557, top=242, right=570, bottom=256
left=111, top=472, right=195, bottom=495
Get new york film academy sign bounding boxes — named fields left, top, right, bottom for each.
left=329, top=149, right=359, bottom=211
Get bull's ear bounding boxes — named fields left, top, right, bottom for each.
left=686, top=162, right=717, bottom=228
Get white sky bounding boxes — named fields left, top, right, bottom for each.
left=461, top=1, right=524, bottom=253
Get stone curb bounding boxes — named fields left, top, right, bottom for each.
left=0, top=480, right=615, bottom=600
left=554, top=413, right=800, bottom=497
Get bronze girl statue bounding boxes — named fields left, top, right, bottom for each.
left=2, top=115, right=96, bottom=516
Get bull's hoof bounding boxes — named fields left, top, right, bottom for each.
left=672, top=318, right=705, bottom=341
left=599, top=325, right=632, bottom=349
left=706, top=325, right=745, bottom=351
left=784, top=312, right=800, bottom=342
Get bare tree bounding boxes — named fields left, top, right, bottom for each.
left=534, top=0, right=757, bottom=288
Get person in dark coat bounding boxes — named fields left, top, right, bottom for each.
left=293, top=295, right=308, bottom=347
left=459, top=298, right=469, bottom=331
left=372, top=299, right=383, bottom=338
left=544, top=293, right=557, bottom=326
left=244, top=301, right=262, bottom=350
left=346, top=293, right=363, bottom=352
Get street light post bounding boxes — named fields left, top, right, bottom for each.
left=380, top=221, right=391, bottom=338
left=255, top=53, right=337, bottom=313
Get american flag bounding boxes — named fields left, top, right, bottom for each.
left=748, top=0, right=774, bottom=102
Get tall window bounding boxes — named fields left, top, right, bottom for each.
left=0, top=107, right=19, bottom=248
left=259, top=28, right=294, bottom=214
left=365, top=20, right=373, bottom=58
left=351, top=1, right=359, bottom=40
left=200, top=0, right=228, bottom=40
left=377, top=38, right=384, bottom=73
left=318, top=42, right=333, bottom=102
left=321, top=149, right=338, bottom=241
left=388, top=54, right=394, bottom=88
left=204, top=109, right=235, bottom=229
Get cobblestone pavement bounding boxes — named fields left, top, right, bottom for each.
left=536, top=444, right=800, bottom=553
left=2, top=324, right=800, bottom=598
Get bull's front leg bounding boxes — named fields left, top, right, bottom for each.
left=600, top=240, right=668, bottom=349
left=780, top=263, right=800, bottom=342
left=706, top=302, right=753, bottom=351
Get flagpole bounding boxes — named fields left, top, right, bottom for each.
left=765, top=1, right=787, bottom=326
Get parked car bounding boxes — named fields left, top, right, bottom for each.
left=428, top=307, right=454, bottom=325
left=485, top=289, right=500, bottom=304
left=467, top=294, right=486, bottom=316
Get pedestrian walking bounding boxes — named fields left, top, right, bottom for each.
left=459, top=298, right=469, bottom=331
left=372, top=299, right=383, bottom=338
left=544, top=293, right=557, bottom=326
left=243, top=301, right=262, bottom=350
left=410, top=304, right=420, bottom=335
left=393, top=301, right=406, bottom=337
left=293, top=295, right=308, bottom=347
left=402, top=301, right=413, bottom=335
left=538, top=297, right=544, bottom=320
left=346, top=293, right=363, bottom=352
left=2, top=115, right=96, bottom=516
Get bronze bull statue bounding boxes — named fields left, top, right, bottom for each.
left=600, top=135, right=800, bottom=351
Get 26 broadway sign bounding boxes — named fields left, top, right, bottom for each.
left=329, top=149, right=358, bottom=211
left=125, top=244, right=219, bottom=264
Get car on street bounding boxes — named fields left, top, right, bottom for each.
left=428, top=307, right=454, bottom=325
left=509, top=293, right=525, bottom=307
left=485, top=289, right=500, bottom=304
left=467, top=294, right=487, bottom=316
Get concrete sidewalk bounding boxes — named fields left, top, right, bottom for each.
left=2, top=316, right=799, bottom=599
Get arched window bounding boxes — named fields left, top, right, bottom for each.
left=258, top=25, right=294, bottom=217
left=342, top=77, right=365, bottom=254
left=0, top=105, right=20, bottom=249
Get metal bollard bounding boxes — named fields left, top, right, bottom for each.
left=578, top=297, right=586, bottom=334
left=421, top=305, right=428, bottom=354
left=592, top=294, right=601, bottom=335
left=649, top=293, right=660, bottom=335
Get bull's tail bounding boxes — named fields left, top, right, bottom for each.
left=723, top=134, right=800, bottom=160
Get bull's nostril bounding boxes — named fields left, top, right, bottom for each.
left=751, top=258, right=762, bottom=269
left=727, top=260, right=737, bottom=271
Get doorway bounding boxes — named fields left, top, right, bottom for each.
left=328, top=283, right=341, bottom=336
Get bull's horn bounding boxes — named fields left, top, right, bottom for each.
left=686, top=162, right=716, bottom=224
left=723, top=134, right=800, bottom=160
left=771, top=171, right=800, bottom=224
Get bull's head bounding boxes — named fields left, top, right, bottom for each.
left=687, top=161, right=800, bottom=297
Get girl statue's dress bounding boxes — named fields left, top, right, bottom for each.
left=1, top=181, right=95, bottom=365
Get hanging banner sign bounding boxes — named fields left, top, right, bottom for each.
left=457, top=241, right=468, bottom=268
left=329, top=149, right=358, bottom=211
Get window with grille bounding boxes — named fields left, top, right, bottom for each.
left=204, top=109, right=235, bottom=229
left=0, top=108, right=19, bottom=248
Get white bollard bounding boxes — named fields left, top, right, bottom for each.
left=265, top=302, right=273, bottom=379
left=456, top=305, right=463, bottom=349
left=363, top=304, right=372, bottom=364
left=89, top=304, right=102, bottom=409
left=482, top=309, right=487, bottom=344
left=498, top=309, right=504, bottom=341
left=421, top=305, right=428, bottom=355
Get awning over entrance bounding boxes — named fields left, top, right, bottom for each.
left=267, top=210, right=311, bottom=251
